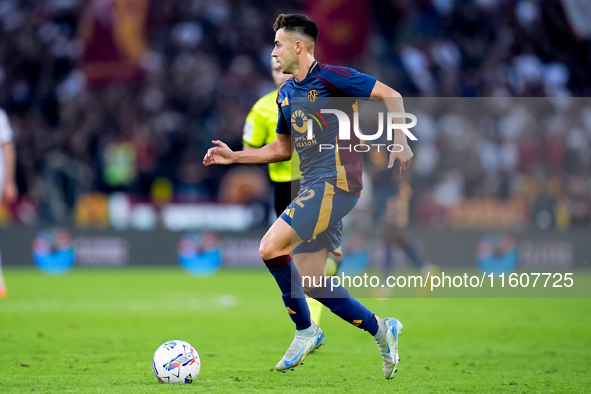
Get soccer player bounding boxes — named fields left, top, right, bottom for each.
left=243, top=57, right=329, bottom=326
left=204, top=14, right=413, bottom=379
left=0, top=108, right=17, bottom=298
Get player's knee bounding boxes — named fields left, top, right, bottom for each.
left=258, top=239, right=276, bottom=261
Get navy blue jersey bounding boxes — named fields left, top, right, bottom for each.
left=276, top=61, right=377, bottom=196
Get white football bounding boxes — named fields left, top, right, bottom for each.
left=152, top=340, right=201, bottom=383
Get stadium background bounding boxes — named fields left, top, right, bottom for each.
left=1, top=0, right=590, bottom=392
left=0, top=0, right=590, bottom=269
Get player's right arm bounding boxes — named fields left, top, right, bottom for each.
left=206, top=92, right=293, bottom=166
left=203, top=134, right=291, bottom=166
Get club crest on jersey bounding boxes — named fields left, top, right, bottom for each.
left=307, top=89, right=318, bottom=103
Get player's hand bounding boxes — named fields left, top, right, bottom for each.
left=1, top=181, right=17, bottom=204
left=203, top=140, right=235, bottom=166
left=388, top=144, right=413, bottom=175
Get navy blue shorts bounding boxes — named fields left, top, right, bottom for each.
left=280, top=181, right=359, bottom=255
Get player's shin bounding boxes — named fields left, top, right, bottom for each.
left=306, top=284, right=379, bottom=336
left=264, top=255, right=312, bottom=330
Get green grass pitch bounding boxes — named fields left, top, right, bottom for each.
left=1, top=267, right=590, bottom=393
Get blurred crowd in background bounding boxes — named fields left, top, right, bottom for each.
left=0, top=0, right=590, bottom=230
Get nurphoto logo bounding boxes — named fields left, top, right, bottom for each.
left=306, top=109, right=418, bottom=152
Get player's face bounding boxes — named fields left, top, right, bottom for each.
left=272, top=28, right=297, bottom=75
left=271, top=57, right=292, bottom=88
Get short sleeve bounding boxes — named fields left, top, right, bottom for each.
left=344, top=69, right=377, bottom=97
left=323, top=67, right=377, bottom=97
left=275, top=105, right=290, bottom=135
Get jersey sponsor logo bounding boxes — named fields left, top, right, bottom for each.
left=291, top=109, right=328, bottom=149
left=295, top=133, right=317, bottom=149
left=292, top=109, right=326, bottom=135
left=291, top=110, right=308, bottom=133
left=307, top=89, right=318, bottom=103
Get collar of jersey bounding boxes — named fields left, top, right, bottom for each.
left=294, top=60, right=318, bottom=85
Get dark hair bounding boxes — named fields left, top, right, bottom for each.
left=273, top=14, right=319, bottom=42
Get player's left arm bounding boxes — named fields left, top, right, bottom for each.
left=370, top=81, right=413, bottom=175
